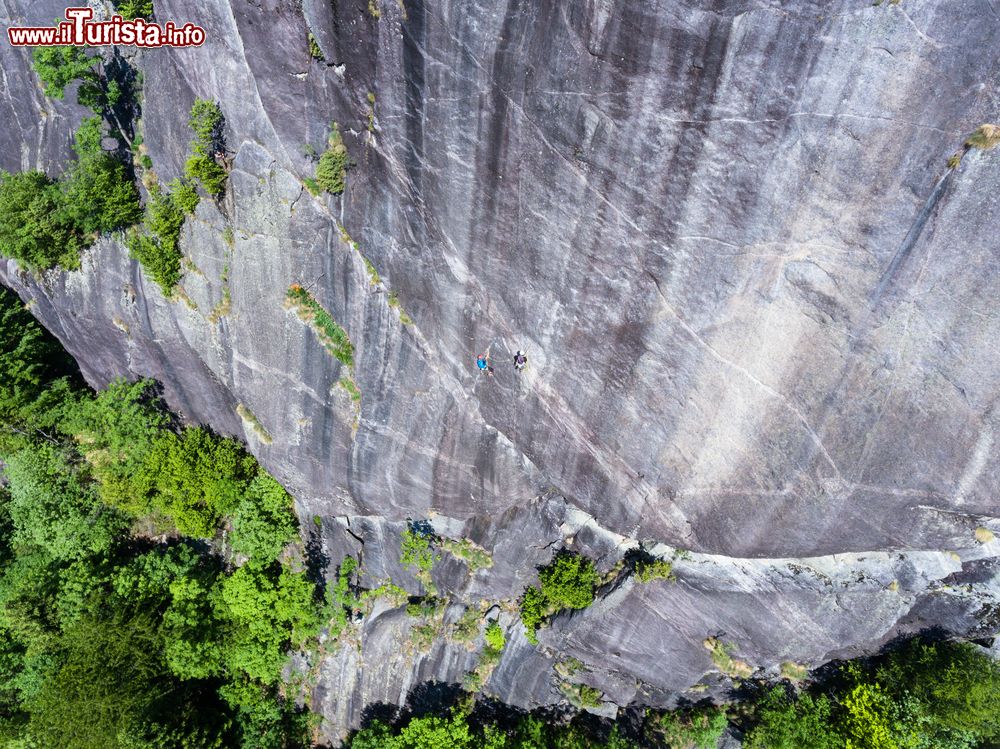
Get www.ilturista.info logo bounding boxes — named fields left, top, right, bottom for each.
left=8, top=7, right=205, bottom=48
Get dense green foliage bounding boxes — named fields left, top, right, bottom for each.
left=2, top=56, right=143, bottom=271
left=0, top=118, right=142, bottom=270
left=30, top=46, right=98, bottom=100
left=348, top=710, right=635, bottom=749
left=0, top=170, right=83, bottom=270
left=647, top=706, right=728, bottom=749
left=315, top=125, right=349, bottom=194
left=127, top=178, right=200, bottom=293
left=116, top=0, right=154, bottom=20
left=286, top=285, right=355, bottom=366
left=0, top=287, right=321, bottom=748
left=743, top=640, right=1000, bottom=749
left=520, top=551, right=598, bottom=644
left=184, top=99, right=228, bottom=197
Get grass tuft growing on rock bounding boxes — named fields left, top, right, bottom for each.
left=966, top=124, right=1000, bottom=150
left=440, top=537, right=493, bottom=573
left=558, top=681, right=603, bottom=709
left=704, top=637, right=753, bottom=679
left=284, top=285, right=354, bottom=366
left=780, top=660, right=810, bottom=682
left=235, top=403, right=272, bottom=445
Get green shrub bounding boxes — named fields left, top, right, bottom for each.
left=634, top=557, right=672, bottom=583
left=30, top=47, right=97, bottom=100
left=451, top=608, right=481, bottom=643
left=648, top=706, right=728, bottom=749
left=184, top=100, right=227, bottom=197
left=315, top=125, right=349, bottom=194
left=0, top=171, right=83, bottom=270
left=307, top=33, right=324, bottom=61
left=127, top=179, right=199, bottom=294
left=328, top=557, right=360, bottom=638
left=230, top=474, right=298, bottom=562
left=484, top=621, right=505, bottom=652
left=116, top=0, right=154, bottom=19
left=520, top=551, right=598, bottom=643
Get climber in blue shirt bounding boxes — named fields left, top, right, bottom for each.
left=476, top=353, right=493, bottom=376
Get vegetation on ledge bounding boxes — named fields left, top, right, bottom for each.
left=285, top=284, right=355, bottom=366
left=520, top=550, right=599, bottom=644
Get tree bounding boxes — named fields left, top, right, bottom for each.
left=4, top=444, right=126, bottom=561
left=184, top=100, right=227, bottom=197
left=215, top=562, right=322, bottom=684
left=743, top=687, right=841, bottom=749
left=877, top=640, right=1000, bottom=741
left=60, top=378, right=168, bottom=514
left=30, top=47, right=98, bottom=100
left=0, top=287, right=76, bottom=442
left=0, top=171, right=82, bottom=270
left=116, top=0, right=154, bottom=20
left=230, top=474, right=298, bottom=562
left=61, top=117, right=142, bottom=235
left=26, top=612, right=229, bottom=749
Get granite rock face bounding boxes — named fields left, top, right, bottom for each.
left=2, top=0, right=1000, bottom=739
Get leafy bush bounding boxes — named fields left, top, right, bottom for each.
left=184, top=100, right=227, bottom=196
left=308, top=33, right=324, bottom=61
left=61, top=117, right=142, bottom=234
left=116, top=0, right=154, bottom=20
left=743, top=688, right=840, bottom=749
left=520, top=551, right=598, bottom=643
left=230, top=474, right=298, bottom=561
left=634, top=557, right=672, bottom=583
left=484, top=620, right=505, bottom=652
left=315, top=124, right=349, bottom=194
left=648, top=706, right=727, bottom=749
left=30, top=47, right=98, bottom=100
left=0, top=171, right=83, bottom=270
left=127, top=179, right=199, bottom=293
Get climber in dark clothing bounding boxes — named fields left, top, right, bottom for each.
left=513, top=350, right=527, bottom=371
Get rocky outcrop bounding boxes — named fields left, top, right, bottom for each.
left=2, top=0, right=1000, bottom=740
